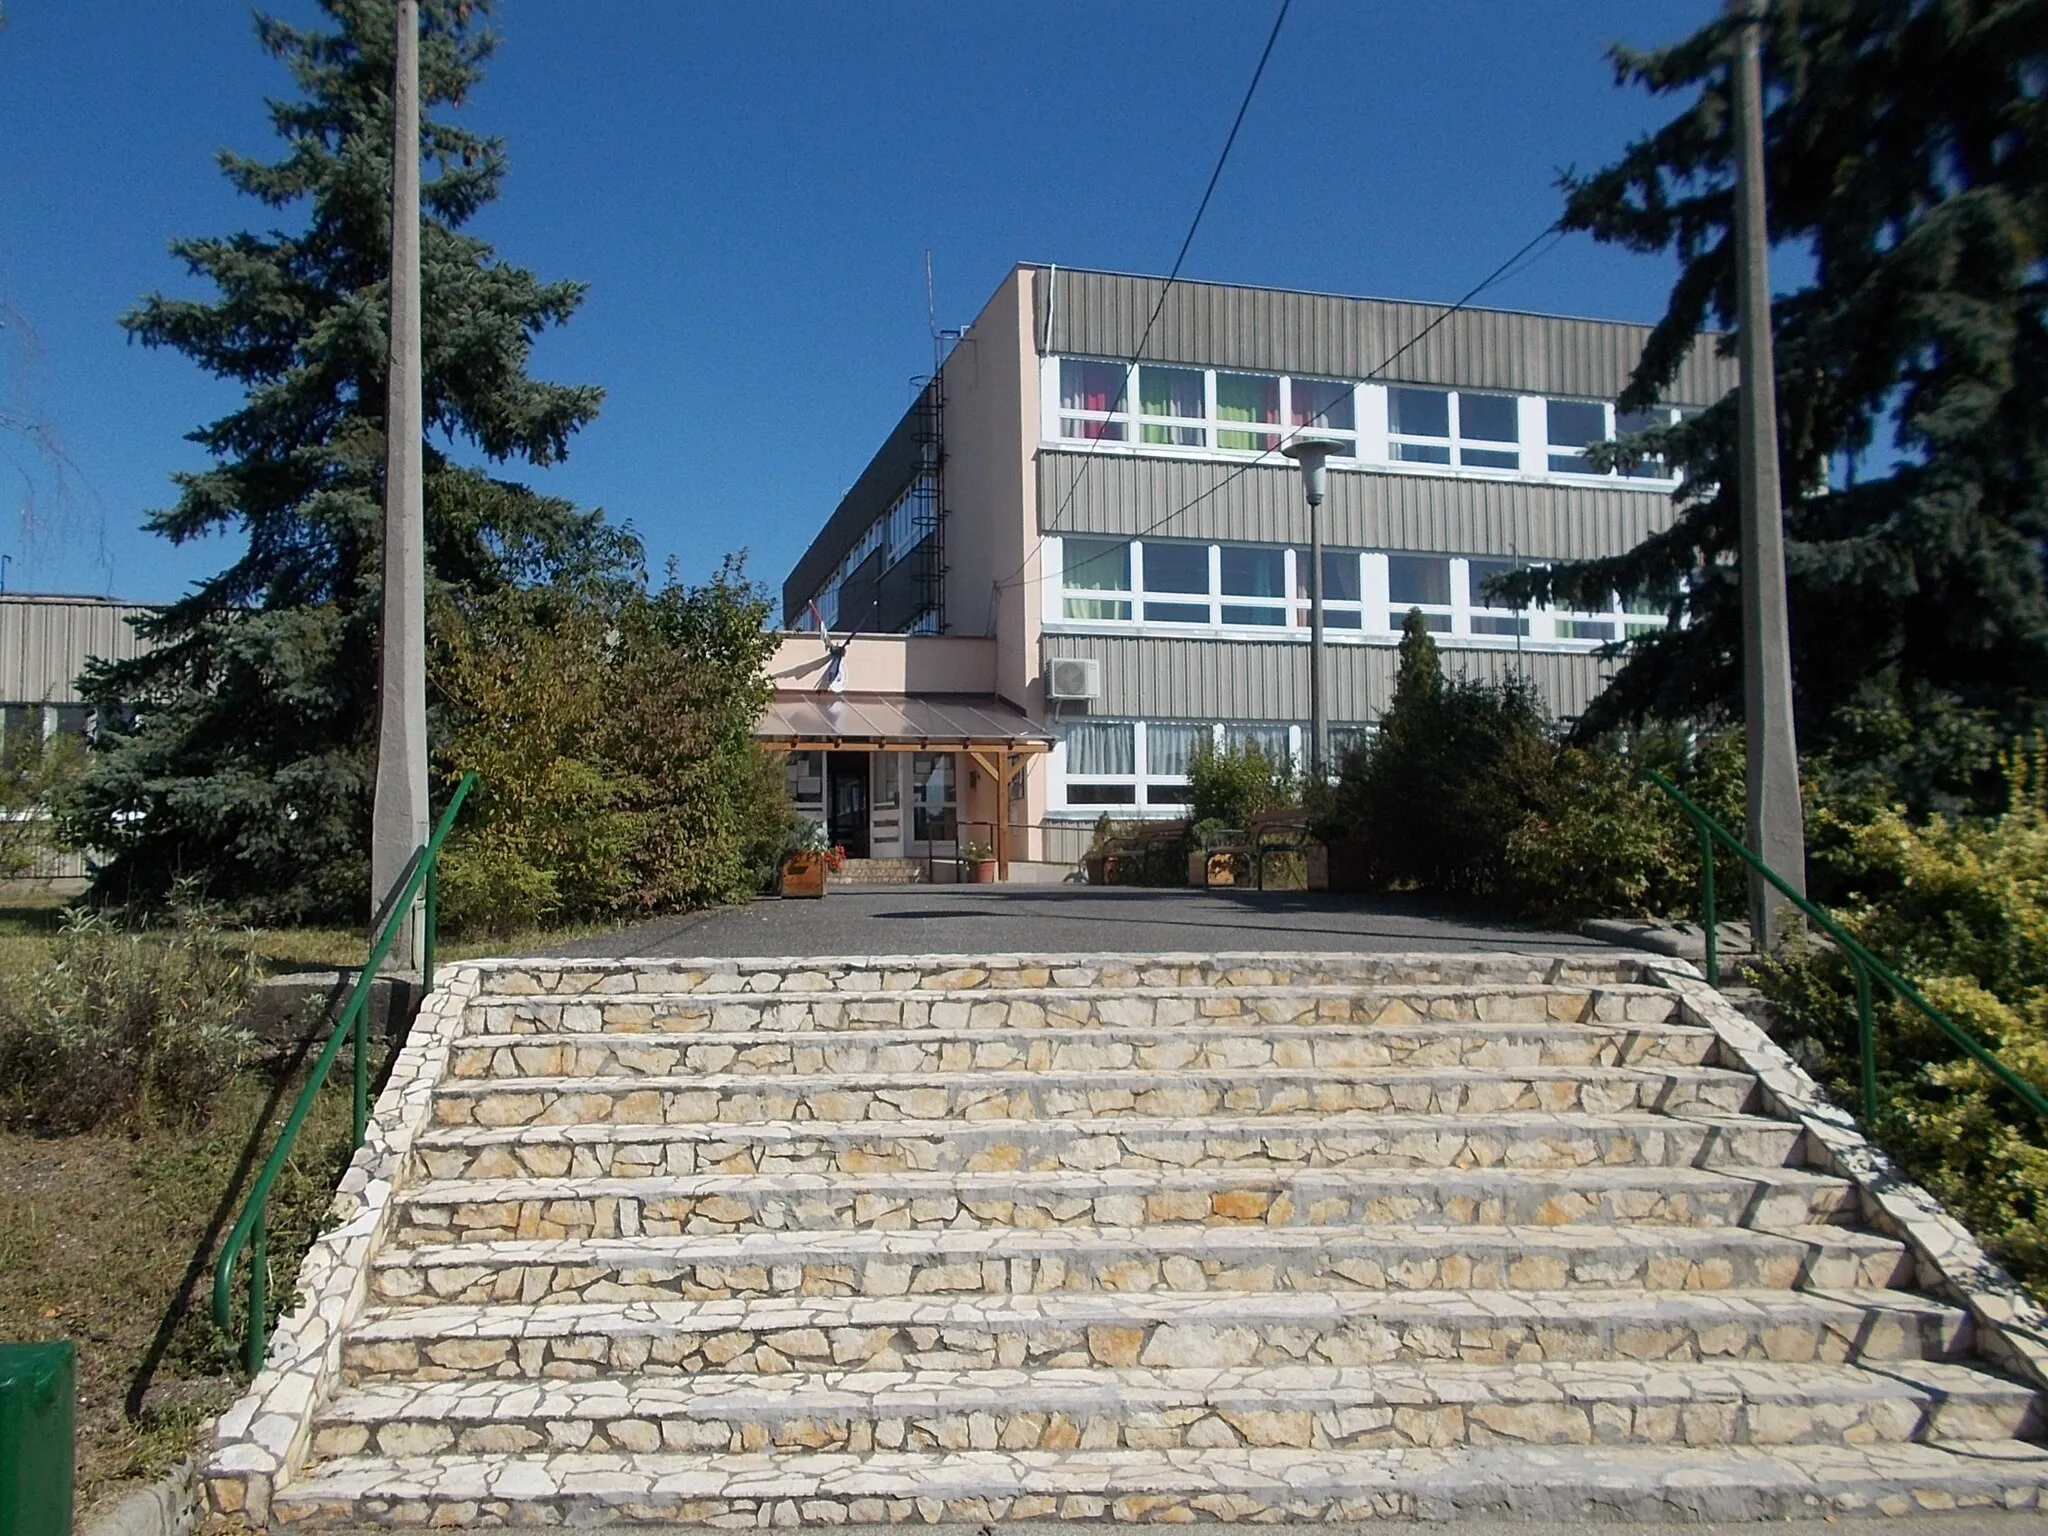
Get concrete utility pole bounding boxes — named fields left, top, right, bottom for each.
left=1281, top=436, right=1344, bottom=781
left=1727, top=0, right=1807, bottom=948
left=371, top=0, right=428, bottom=967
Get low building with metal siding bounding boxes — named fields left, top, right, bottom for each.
left=1, top=592, right=154, bottom=709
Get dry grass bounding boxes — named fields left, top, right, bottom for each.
left=0, top=900, right=625, bottom=1514
left=0, top=1046, right=373, bottom=1515
left=0, top=902, right=623, bottom=979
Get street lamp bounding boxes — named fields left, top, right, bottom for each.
left=1281, top=435, right=1345, bottom=781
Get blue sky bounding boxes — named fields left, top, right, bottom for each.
left=0, top=1, right=1721, bottom=604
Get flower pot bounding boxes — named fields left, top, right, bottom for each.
left=1083, top=853, right=1107, bottom=886
left=969, top=858, right=998, bottom=884
left=779, top=851, right=828, bottom=898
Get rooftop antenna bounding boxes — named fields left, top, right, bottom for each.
left=0, top=554, right=10, bottom=593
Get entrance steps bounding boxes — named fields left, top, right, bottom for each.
left=830, top=858, right=929, bottom=886
left=204, top=952, right=2048, bottom=1525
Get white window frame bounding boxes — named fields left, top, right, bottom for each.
left=1058, top=534, right=1134, bottom=621
left=1046, top=358, right=1360, bottom=464
left=1059, top=720, right=1141, bottom=809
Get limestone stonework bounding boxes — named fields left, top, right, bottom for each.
left=204, top=951, right=2048, bottom=1525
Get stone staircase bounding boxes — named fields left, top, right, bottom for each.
left=207, top=952, right=2048, bottom=1526
left=830, top=857, right=930, bottom=886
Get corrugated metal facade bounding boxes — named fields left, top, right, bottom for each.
left=1, top=595, right=154, bottom=704
left=1039, top=453, right=1676, bottom=560
left=1034, top=267, right=1734, bottom=407
left=1040, top=632, right=1615, bottom=725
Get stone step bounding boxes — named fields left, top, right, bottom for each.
left=410, top=1109, right=1809, bottom=1182
left=426, top=1064, right=1758, bottom=1131
left=309, top=1358, right=2041, bottom=1463
left=448, top=1017, right=1720, bottom=1082
left=368, top=1224, right=1912, bottom=1308
left=389, top=1164, right=1860, bottom=1247
left=263, top=1437, right=2048, bottom=1527
left=338, top=1287, right=1973, bottom=1383
left=470, top=981, right=1681, bottom=1038
left=475, top=953, right=1646, bottom=1007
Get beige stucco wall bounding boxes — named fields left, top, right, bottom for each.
left=918, top=265, right=1048, bottom=858
left=768, top=632, right=998, bottom=696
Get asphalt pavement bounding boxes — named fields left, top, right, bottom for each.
left=528, top=883, right=1613, bottom=962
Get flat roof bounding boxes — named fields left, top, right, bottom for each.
left=757, top=692, right=1052, bottom=754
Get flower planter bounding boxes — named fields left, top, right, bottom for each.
left=1083, top=853, right=1107, bottom=886
left=968, top=858, right=998, bottom=884
left=779, top=851, right=828, bottom=899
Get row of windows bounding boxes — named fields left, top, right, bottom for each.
left=1059, top=719, right=1365, bottom=809
left=1046, top=358, right=1681, bottom=483
left=1051, top=536, right=1668, bottom=646
left=814, top=471, right=938, bottom=630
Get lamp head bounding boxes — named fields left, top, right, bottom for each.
left=1281, top=434, right=1345, bottom=504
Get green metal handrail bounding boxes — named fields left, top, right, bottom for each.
left=1642, top=768, right=2048, bottom=1127
left=212, top=773, right=476, bottom=1372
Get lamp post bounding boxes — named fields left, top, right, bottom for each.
left=1281, top=435, right=1345, bottom=781
left=370, top=0, right=427, bottom=967
left=1726, top=0, right=1806, bottom=949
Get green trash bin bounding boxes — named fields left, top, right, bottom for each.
left=0, top=1341, right=74, bottom=1536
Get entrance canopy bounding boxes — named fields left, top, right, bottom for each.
left=755, top=692, right=1053, bottom=755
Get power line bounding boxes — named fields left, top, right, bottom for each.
left=1036, top=0, right=1294, bottom=548
left=1002, top=219, right=1565, bottom=597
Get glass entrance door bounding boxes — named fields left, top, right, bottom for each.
left=826, top=753, right=870, bottom=859
left=910, top=752, right=957, bottom=850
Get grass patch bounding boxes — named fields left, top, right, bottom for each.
left=0, top=1045, right=374, bottom=1511
left=0, top=902, right=632, bottom=979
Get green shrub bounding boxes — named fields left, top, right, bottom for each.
left=434, top=557, right=788, bottom=932
left=1187, top=743, right=1296, bottom=828
left=1752, top=741, right=2048, bottom=1296
left=1326, top=613, right=1553, bottom=900
left=0, top=907, right=254, bottom=1134
left=0, top=727, right=86, bottom=880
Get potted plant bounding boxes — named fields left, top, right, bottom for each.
left=963, top=840, right=997, bottom=884
left=778, top=823, right=832, bottom=898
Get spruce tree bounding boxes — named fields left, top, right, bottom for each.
left=1509, top=0, right=2048, bottom=813
left=67, top=0, right=620, bottom=917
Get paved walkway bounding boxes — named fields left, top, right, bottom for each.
left=532, top=883, right=1612, bottom=961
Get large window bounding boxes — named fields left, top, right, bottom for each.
left=1064, top=721, right=1137, bottom=805
left=1143, top=722, right=1207, bottom=805
left=1139, top=366, right=1206, bottom=447
left=1389, top=387, right=1521, bottom=470
left=1456, top=392, right=1521, bottom=469
left=1045, top=356, right=1684, bottom=491
left=1465, top=557, right=1530, bottom=638
left=1616, top=406, right=1681, bottom=479
left=1059, top=359, right=1129, bottom=441
left=1387, top=553, right=1453, bottom=633
left=1050, top=536, right=1670, bottom=649
left=1219, top=544, right=1287, bottom=626
left=1225, top=722, right=1293, bottom=766
left=1140, top=541, right=1212, bottom=624
left=1053, top=360, right=1358, bottom=461
left=1062, top=537, right=1131, bottom=620
left=1547, top=399, right=1609, bottom=475
left=1215, top=373, right=1281, bottom=452
left=1292, top=548, right=1364, bottom=629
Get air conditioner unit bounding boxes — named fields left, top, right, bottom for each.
left=1045, top=656, right=1101, bottom=703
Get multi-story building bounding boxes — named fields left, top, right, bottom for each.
left=769, top=264, right=1731, bottom=870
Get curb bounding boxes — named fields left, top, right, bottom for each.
left=82, top=1459, right=196, bottom=1536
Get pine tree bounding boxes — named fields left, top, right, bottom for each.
left=1510, top=0, right=2048, bottom=813
left=66, top=0, right=622, bottom=917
